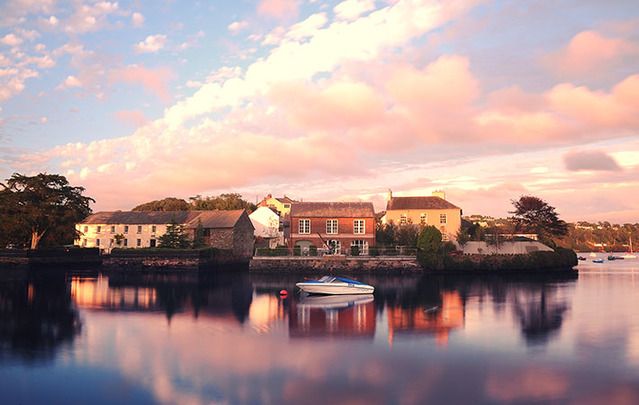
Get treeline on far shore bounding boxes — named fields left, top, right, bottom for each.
left=554, top=222, right=638, bottom=252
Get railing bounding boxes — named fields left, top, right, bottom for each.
left=254, top=246, right=418, bottom=257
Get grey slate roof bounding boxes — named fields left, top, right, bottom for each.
left=386, top=196, right=460, bottom=211
left=290, top=202, right=375, bottom=218
left=80, top=210, right=247, bottom=228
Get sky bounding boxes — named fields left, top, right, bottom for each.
left=0, top=0, right=638, bottom=223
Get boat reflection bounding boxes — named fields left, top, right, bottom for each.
left=289, top=294, right=376, bottom=339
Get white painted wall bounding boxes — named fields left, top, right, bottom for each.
left=75, top=223, right=168, bottom=251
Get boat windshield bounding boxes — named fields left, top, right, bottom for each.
left=334, top=276, right=364, bottom=285
left=318, top=276, right=336, bottom=283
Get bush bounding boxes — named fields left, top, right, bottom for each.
left=351, top=245, right=360, bottom=256
left=368, top=246, right=379, bottom=257
left=309, top=245, right=318, bottom=256
left=293, top=246, right=301, bottom=256
left=417, top=226, right=442, bottom=254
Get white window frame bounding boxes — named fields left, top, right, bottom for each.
left=351, top=240, right=368, bottom=254
left=440, top=214, right=447, bottom=224
left=299, top=219, right=311, bottom=234
left=151, top=225, right=156, bottom=233
left=353, top=219, right=365, bottom=235
left=326, top=219, right=338, bottom=234
left=136, top=238, right=142, bottom=247
left=420, top=213, right=427, bottom=225
left=124, top=225, right=129, bottom=234
left=96, top=225, right=101, bottom=233
left=137, top=225, right=142, bottom=234
left=400, top=214, right=408, bottom=225
left=110, top=225, right=116, bottom=233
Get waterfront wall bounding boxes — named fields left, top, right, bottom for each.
left=250, top=256, right=421, bottom=273
left=104, top=248, right=247, bottom=271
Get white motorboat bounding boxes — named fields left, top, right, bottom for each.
left=296, top=276, right=374, bottom=295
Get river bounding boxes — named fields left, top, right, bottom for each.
left=1, top=258, right=638, bottom=404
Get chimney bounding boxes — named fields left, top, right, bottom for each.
left=387, top=189, right=393, bottom=201
left=432, top=190, right=446, bottom=200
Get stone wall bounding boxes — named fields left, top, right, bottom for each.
left=233, top=215, right=256, bottom=260
left=208, top=229, right=234, bottom=250
left=250, top=256, right=421, bottom=273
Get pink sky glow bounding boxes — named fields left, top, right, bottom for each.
left=1, top=0, right=638, bottom=222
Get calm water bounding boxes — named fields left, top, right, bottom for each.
left=2, top=258, right=639, bottom=404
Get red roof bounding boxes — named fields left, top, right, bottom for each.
left=290, top=202, right=374, bottom=218
left=386, top=196, right=460, bottom=211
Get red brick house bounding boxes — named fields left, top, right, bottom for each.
left=288, top=202, right=376, bottom=255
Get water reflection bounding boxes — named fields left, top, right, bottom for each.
left=0, top=273, right=81, bottom=362
left=12, top=267, right=639, bottom=405
left=290, top=294, right=376, bottom=339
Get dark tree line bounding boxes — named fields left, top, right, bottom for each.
left=132, top=193, right=256, bottom=212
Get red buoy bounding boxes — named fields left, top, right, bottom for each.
left=279, top=289, right=288, bottom=297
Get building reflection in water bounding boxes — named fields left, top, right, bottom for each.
left=387, top=291, right=465, bottom=346
left=68, top=273, right=253, bottom=325
left=289, top=294, right=376, bottom=339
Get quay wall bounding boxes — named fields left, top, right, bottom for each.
left=250, top=256, right=421, bottom=273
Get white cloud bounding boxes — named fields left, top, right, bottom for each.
left=63, top=1, right=122, bottom=34
left=48, top=15, right=59, bottom=26
left=134, top=34, right=167, bottom=53
left=62, top=75, right=82, bottom=88
left=131, top=12, right=144, bottom=27
left=285, top=13, right=327, bottom=40
left=228, top=20, right=249, bottom=34
left=334, top=0, right=376, bottom=21
left=1, top=33, right=23, bottom=47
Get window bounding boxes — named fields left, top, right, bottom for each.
left=137, top=225, right=142, bottom=234
left=124, top=225, right=129, bottom=234
left=95, top=239, right=100, bottom=247
left=136, top=239, right=141, bottom=247
left=327, top=240, right=341, bottom=254
left=284, top=204, right=291, bottom=209
left=150, top=239, right=156, bottom=248
left=440, top=214, right=447, bottom=224
left=82, top=239, right=87, bottom=247
left=440, top=226, right=448, bottom=241
left=326, top=219, right=338, bottom=234
left=83, top=226, right=88, bottom=233
left=351, top=240, right=368, bottom=254
left=353, top=219, right=365, bottom=234
left=96, top=226, right=101, bottom=233
left=123, top=239, right=128, bottom=247
left=110, top=239, right=114, bottom=246
left=420, top=213, right=427, bottom=225
left=299, top=219, right=310, bottom=234
left=151, top=225, right=156, bottom=233
left=400, top=214, right=408, bottom=225
left=110, top=225, right=116, bottom=233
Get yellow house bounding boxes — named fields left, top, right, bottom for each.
left=382, top=190, right=462, bottom=241
left=257, top=194, right=295, bottom=217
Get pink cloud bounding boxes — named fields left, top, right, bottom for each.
left=115, top=110, right=149, bottom=128
left=546, top=30, right=638, bottom=76
left=110, top=65, right=174, bottom=103
left=257, top=0, right=299, bottom=20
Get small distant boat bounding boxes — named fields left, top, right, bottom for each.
left=608, top=255, right=624, bottom=260
left=593, top=258, right=604, bottom=263
left=296, top=276, right=374, bottom=295
left=578, top=256, right=587, bottom=261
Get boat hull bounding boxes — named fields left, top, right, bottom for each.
left=296, top=282, right=374, bottom=295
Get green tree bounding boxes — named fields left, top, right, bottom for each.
left=158, top=220, right=191, bottom=249
left=417, top=226, right=442, bottom=253
left=510, top=195, right=568, bottom=244
left=192, top=219, right=206, bottom=248
left=190, top=193, right=256, bottom=211
left=0, top=173, right=94, bottom=249
left=132, top=197, right=190, bottom=211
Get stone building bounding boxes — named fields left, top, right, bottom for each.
left=76, top=210, right=254, bottom=259
left=382, top=190, right=462, bottom=241
left=289, top=202, right=376, bottom=255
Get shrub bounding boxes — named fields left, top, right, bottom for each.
left=309, top=245, right=318, bottom=256
left=351, top=245, right=360, bottom=256
left=417, top=226, right=442, bottom=254
left=293, top=246, right=301, bottom=256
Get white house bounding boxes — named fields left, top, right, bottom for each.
left=249, top=206, right=284, bottom=248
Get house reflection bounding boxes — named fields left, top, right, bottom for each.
left=387, top=291, right=464, bottom=346
left=69, top=273, right=253, bottom=324
left=289, top=295, right=376, bottom=339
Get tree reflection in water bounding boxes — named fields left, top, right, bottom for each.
left=0, top=272, right=81, bottom=362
